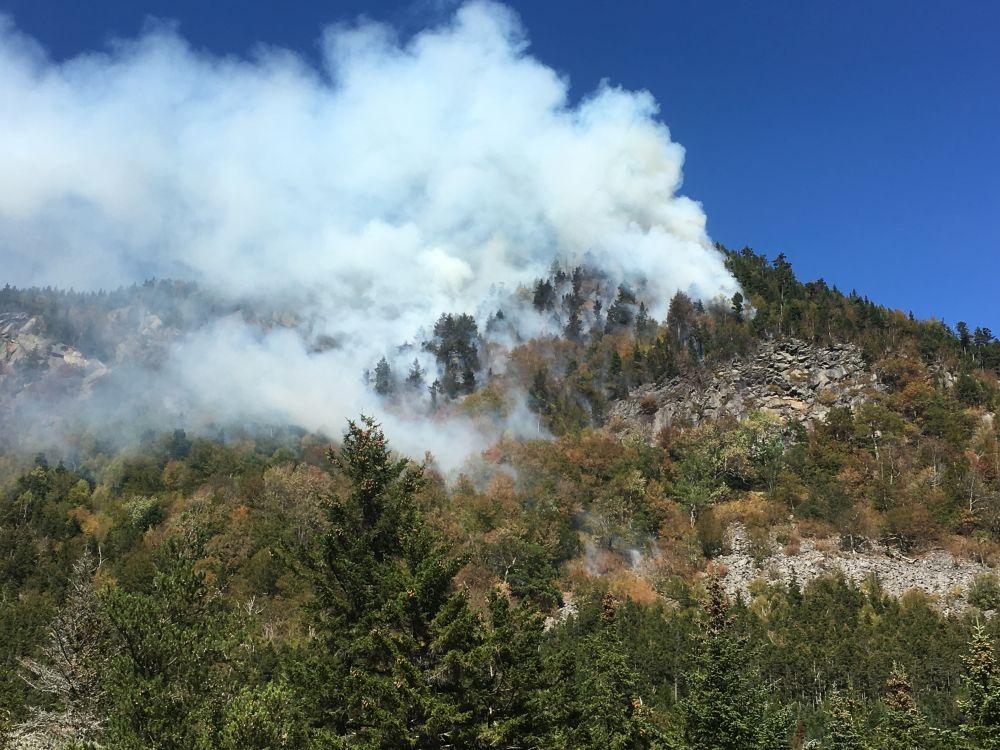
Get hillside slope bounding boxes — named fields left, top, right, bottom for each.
left=2, top=248, right=1000, bottom=747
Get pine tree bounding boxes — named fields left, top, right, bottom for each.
left=959, top=625, right=1000, bottom=749
left=373, top=356, right=393, bottom=395
left=682, top=576, right=787, bottom=750
left=405, top=358, right=425, bottom=391
left=462, top=363, right=477, bottom=394
left=574, top=595, right=668, bottom=749
left=471, top=586, right=549, bottom=747
left=219, top=681, right=308, bottom=750
left=528, top=368, right=553, bottom=416
left=635, top=302, right=650, bottom=338
left=98, top=544, right=246, bottom=750
left=571, top=266, right=584, bottom=298
left=12, top=552, right=105, bottom=747
left=667, top=291, right=696, bottom=346
left=871, top=663, right=935, bottom=750
left=291, top=416, right=486, bottom=747
left=594, top=298, right=605, bottom=331
left=533, top=279, right=556, bottom=311
left=956, top=321, right=971, bottom=350
left=608, top=351, right=628, bottom=399
left=731, top=292, right=744, bottom=322
left=565, top=307, right=583, bottom=341
left=823, top=691, right=867, bottom=750
left=974, top=326, right=994, bottom=349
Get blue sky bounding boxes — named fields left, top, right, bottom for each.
left=3, top=0, right=998, bottom=330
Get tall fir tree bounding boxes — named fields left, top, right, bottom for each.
left=871, top=663, right=936, bottom=750
left=98, top=545, right=248, bottom=750
left=959, top=625, right=1000, bottom=749
left=578, top=595, right=667, bottom=749
left=289, top=416, right=486, bottom=748
left=682, top=576, right=788, bottom=750
left=822, top=690, right=867, bottom=750
left=470, top=585, right=549, bottom=747
left=373, top=356, right=393, bottom=396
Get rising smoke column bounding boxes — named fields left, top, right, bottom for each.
left=0, top=2, right=740, bottom=465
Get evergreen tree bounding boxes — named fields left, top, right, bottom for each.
left=974, top=326, right=994, bottom=349
left=405, top=358, right=425, bottom=391
left=594, top=298, right=605, bottom=331
left=682, top=576, right=787, bottom=750
left=571, top=266, right=584, bottom=298
left=12, top=552, right=105, bottom=747
left=666, top=292, right=697, bottom=348
left=635, top=302, right=651, bottom=338
left=959, top=625, right=1000, bottom=749
left=571, top=595, right=668, bottom=749
left=648, top=335, right=678, bottom=382
left=471, top=586, right=549, bottom=747
left=219, top=681, right=308, bottom=750
left=290, top=416, right=486, bottom=747
left=441, top=365, right=462, bottom=399
left=822, top=691, right=867, bottom=750
left=533, top=279, right=556, bottom=311
left=528, top=368, right=553, bottom=417
left=373, top=356, right=393, bottom=396
left=462, top=363, right=477, bottom=394
left=731, top=292, right=745, bottom=322
left=606, top=286, right=636, bottom=331
left=871, top=663, right=935, bottom=750
left=608, top=351, right=628, bottom=399
left=98, top=545, right=249, bottom=750
left=565, top=307, right=583, bottom=341
left=956, top=321, right=971, bottom=350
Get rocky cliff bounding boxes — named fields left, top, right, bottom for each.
left=610, top=338, right=882, bottom=439
left=0, top=313, right=108, bottom=401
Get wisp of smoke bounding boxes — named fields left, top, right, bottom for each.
left=0, top=1, right=739, bottom=467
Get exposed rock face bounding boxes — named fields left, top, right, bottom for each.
left=0, top=313, right=108, bottom=400
left=717, top=524, right=993, bottom=612
left=610, top=338, right=881, bottom=439
left=543, top=593, right=579, bottom=631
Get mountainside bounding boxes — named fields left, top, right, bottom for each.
left=2, top=248, right=1000, bottom=748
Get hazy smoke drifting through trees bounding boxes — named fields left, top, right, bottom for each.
left=0, top=2, right=739, bottom=465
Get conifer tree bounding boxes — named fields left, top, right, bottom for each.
left=373, top=356, right=393, bottom=395
left=405, top=358, right=425, bottom=391
left=731, top=292, right=745, bottom=322
left=565, top=307, right=583, bottom=341
left=956, top=321, right=971, bottom=350
left=871, top=663, right=935, bottom=750
left=471, top=585, right=549, bottom=747
left=959, top=625, right=1000, bottom=749
left=574, top=595, right=668, bottom=749
left=608, top=351, right=628, bottom=398
left=823, top=691, right=867, bottom=750
left=12, top=552, right=105, bottom=747
left=682, top=576, right=788, bottom=750
left=98, top=545, right=245, bottom=750
left=291, top=416, right=485, bottom=748
left=974, top=326, right=994, bottom=349
left=635, top=302, right=651, bottom=338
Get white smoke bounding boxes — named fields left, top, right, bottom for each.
left=0, top=2, right=739, bottom=466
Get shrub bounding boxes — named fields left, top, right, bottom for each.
left=968, top=573, right=1000, bottom=610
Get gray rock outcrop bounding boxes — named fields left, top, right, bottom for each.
left=717, top=524, right=993, bottom=612
left=610, top=338, right=881, bottom=439
left=1, top=313, right=108, bottom=399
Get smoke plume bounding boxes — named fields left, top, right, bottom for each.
left=0, top=2, right=739, bottom=466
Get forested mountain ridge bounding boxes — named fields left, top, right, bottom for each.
left=2, top=247, right=1000, bottom=748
